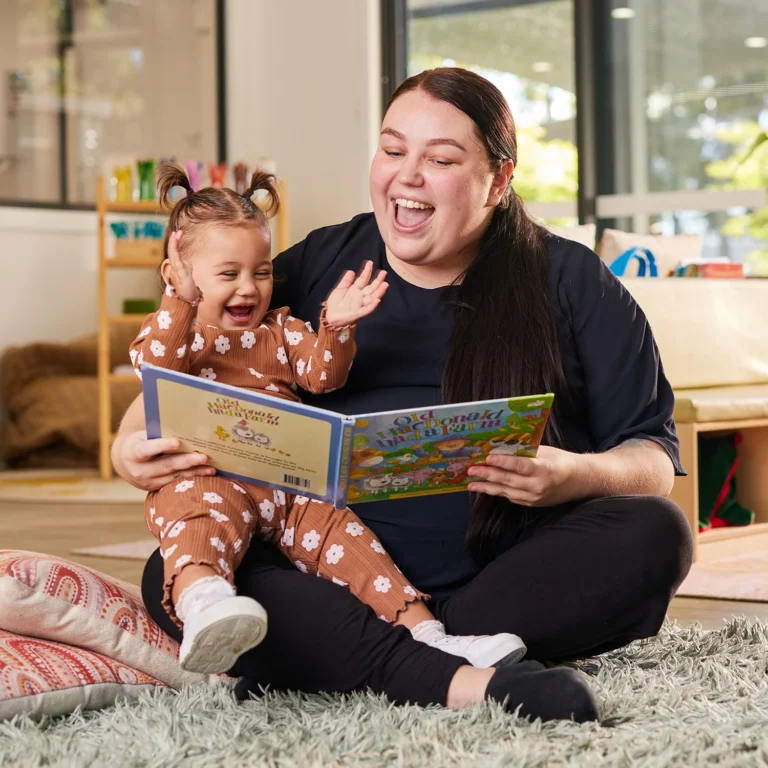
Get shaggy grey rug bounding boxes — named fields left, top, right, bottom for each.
left=1, top=620, right=767, bottom=767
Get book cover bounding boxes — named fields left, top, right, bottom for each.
left=345, top=394, right=554, bottom=503
left=142, top=364, right=352, bottom=505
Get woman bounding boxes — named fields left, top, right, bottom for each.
left=113, top=68, right=692, bottom=723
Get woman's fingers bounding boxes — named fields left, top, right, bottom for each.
left=467, top=480, right=538, bottom=506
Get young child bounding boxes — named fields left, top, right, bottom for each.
left=130, top=162, right=526, bottom=675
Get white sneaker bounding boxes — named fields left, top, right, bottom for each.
left=427, top=632, right=527, bottom=669
left=179, top=596, right=268, bottom=674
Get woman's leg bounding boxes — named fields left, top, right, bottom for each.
left=433, top=495, right=693, bottom=660
left=140, top=543, right=599, bottom=721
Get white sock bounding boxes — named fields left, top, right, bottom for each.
left=410, top=619, right=447, bottom=645
left=175, top=575, right=235, bottom=624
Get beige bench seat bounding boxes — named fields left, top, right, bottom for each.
left=674, top=384, right=768, bottom=423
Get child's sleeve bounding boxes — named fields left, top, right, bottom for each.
left=129, top=286, right=200, bottom=380
left=280, top=308, right=356, bottom=394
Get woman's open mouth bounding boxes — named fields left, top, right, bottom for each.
left=225, top=304, right=256, bottom=324
left=392, top=197, right=434, bottom=233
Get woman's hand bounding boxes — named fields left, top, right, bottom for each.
left=467, top=446, right=591, bottom=507
left=112, top=430, right=215, bottom=492
left=166, top=231, right=201, bottom=304
left=325, top=261, right=388, bottom=327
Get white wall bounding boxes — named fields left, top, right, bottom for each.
left=226, top=0, right=381, bottom=246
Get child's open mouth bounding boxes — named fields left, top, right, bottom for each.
left=225, top=304, right=256, bottom=324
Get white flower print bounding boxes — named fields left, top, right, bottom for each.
left=199, top=368, right=217, bottom=380
left=323, top=349, right=333, bottom=363
left=370, top=539, right=386, bottom=554
left=160, top=544, right=178, bottom=561
left=345, top=522, right=364, bottom=537
left=210, top=536, right=226, bottom=552
left=215, top=335, right=231, bottom=355
left=218, top=558, right=231, bottom=575
left=155, top=517, right=165, bottom=529
left=332, top=577, right=349, bottom=587
left=150, top=339, right=166, bottom=358
left=404, top=585, right=418, bottom=597
left=276, top=313, right=283, bottom=326
left=203, top=492, right=223, bottom=504
left=149, top=507, right=156, bottom=521
left=157, top=310, right=172, bottom=330
left=234, top=538, right=243, bottom=553
left=259, top=498, right=275, bottom=522
left=284, top=330, right=303, bottom=347
left=139, top=326, right=151, bottom=338
left=191, top=333, right=205, bottom=352
left=175, top=554, right=192, bottom=569
left=137, top=351, right=144, bottom=368
left=282, top=527, right=295, bottom=546
left=294, top=560, right=308, bottom=573
left=273, top=489, right=286, bottom=506
left=249, top=368, right=263, bottom=378
left=265, top=383, right=280, bottom=392
left=241, top=330, right=256, bottom=349
left=130, top=348, right=138, bottom=365
left=242, top=510, right=253, bottom=524
left=325, top=544, right=345, bottom=565
left=307, top=357, right=312, bottom=373
left=294, top=495, right=309, bottom=505
left=165, top=284, right=175, bottom=297
left=276, top=346, right=288, bottom=364
left=320, top=372, right=327, bottom=381
left=232, top=483, right=246, bottom=494
left=209, top=509, right=229, bottom=523
left=374, top=576, right=392, bottom=593
left=175, top=480, right=194, bottom=493
left=287, top=316, right=296, bottom=323
left=280, top=520, right=286, bottom=531
left=295, top=359, right=305, bottom=376
left=176, top=345, right=187, bottom=359
left=305, top=321, right=314, bottom=333
left=338, top=328, right=351, bottom=344
left=302, top=530, right=321, bottom=552
left=167, top=521, right=186, bottom=539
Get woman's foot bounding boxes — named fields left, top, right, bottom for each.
left=179, top=595, right=268, bottom=673
left=411, top=619, right=526, bottom=668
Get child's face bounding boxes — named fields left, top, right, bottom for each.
left=189, top=223, right=273, bottom=330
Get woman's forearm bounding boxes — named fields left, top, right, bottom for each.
left=582, top=439, right=675, bottom=499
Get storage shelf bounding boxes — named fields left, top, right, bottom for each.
left=699, top=521, right=768, bottom=543
left=105, top=201, right=166, bottom=214
left=108, top=314, right=145, bottom=325
left=108, top=240, right=163, bottom=268
left=108, top=373, right=140, bottom=384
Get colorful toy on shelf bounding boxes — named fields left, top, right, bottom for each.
left=123, top=298, right=158, bottom=315
left=185, top=160, right=203, bottom=191
left=233, top=162, right=248, bottom=195
left=110, top=220, right=164, bottom=241
left=209, top=162, right=227, bottom=188
left=114, top=166, right=133, bottom=202
left=137, top=159, right=156, bottom=200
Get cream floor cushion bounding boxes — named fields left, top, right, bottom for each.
left=673, top=384, right=768, bottom=423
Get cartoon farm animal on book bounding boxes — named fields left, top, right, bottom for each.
left=347, top=397, right=551, bottom=502
left=231, top=419, right=271, bottom=448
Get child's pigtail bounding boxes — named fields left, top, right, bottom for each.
left=156, top=162, right=194, bottom=209
left=243, top=169, right=280, bottom=217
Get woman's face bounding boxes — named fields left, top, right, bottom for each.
left=370, top=89, right=510, bottom=273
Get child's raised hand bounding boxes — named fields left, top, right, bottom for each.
left=166, top=231, right=201, bottom=304
left=325, top=261, right=388, bottom=327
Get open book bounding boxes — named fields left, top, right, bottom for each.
left=142, top=363, right=554, bottom=508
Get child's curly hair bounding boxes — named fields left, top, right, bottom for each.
left=156, top=162, right=280, bottom=262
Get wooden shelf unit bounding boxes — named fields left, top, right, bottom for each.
left=96, top=174, right=291, bottom=479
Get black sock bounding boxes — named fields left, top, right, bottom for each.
left=485, top=660, right=599, bottom=723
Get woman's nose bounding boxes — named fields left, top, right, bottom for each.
left=397, top=156, right=423, bottom=186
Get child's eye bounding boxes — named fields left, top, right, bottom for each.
left=255, top=270, right=272, bottom=278
left=221, top=271, right=238, bottom=278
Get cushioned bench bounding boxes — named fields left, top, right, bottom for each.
left=622, top=279, right=768, bottom=558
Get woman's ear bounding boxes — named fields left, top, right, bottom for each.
left=487, top=160, right=515, bottom=206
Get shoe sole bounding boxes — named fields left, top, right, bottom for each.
left=180, top=599, right=268, bottom=674
left=492, top=646, right=528, bottom=669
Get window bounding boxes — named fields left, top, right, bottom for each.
left=0, top=0, right=220, bottom=207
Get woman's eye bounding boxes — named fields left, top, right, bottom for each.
left=384, top=150, right=404, bottom=158
left=432, top=159, right=453, bottom=167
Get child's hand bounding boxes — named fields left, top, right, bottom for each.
left=325, top=261, right=388, bottom=327
left=166, top=231, right=201, bottom=303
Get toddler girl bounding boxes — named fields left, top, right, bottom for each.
left=130, top=162, right=526, bottom=675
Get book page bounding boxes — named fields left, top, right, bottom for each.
left=348, top=394, right=554, bottom=503
left=155, top=378, right=333, bottom=496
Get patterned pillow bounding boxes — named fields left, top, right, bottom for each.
left=0, top=629, right=163, bottom=720
left=0, top=551, right=206, bottom=690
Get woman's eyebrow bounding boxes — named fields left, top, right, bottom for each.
left=381, top=127, right=467, bottom=152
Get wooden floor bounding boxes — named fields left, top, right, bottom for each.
left=2, top=499, right=768, bottom=630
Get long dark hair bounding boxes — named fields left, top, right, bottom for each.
left=387, top=68, right=566, bottom=565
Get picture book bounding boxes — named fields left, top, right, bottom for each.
left=142, top=363, right=554, bottom=508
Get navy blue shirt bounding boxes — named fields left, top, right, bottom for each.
left=271, top=213, right=683, bottom=598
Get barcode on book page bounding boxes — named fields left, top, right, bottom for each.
left=282, top=473, right=312, bottom=489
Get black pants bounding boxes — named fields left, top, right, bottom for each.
left=142, top=495, right=693, bottom=707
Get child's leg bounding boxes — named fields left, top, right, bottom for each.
left=276, top=497, right=526, bottom=668
left=145, top=476, right=273, bottom=672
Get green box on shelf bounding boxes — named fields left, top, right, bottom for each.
left=123, top=298, right=157, bottom=315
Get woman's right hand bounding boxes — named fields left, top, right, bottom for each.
left=112, top=430, right=215, bottom=492
left=166, top=231, right=202, bottom=304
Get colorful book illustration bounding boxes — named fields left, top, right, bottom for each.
left=142, top=364, right=554, bottom=508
